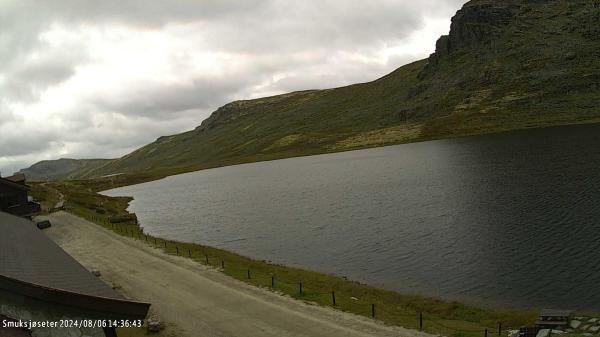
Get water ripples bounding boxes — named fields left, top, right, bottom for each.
left=104, top=124, right=600, bottom=310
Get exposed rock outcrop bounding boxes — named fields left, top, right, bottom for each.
left=423, top=1, right=521, bottom=74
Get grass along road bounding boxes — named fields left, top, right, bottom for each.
left=42, top=211, right=437, bottom=337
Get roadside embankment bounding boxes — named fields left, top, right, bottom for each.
left=43, top=211, right=438, bottom=337
left=41, top=213, right=537, bottom=337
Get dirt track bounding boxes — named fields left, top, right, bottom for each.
left=43, top=212, right=431, bottom=337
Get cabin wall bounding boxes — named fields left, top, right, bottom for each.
left=0, top=184, right=28, bottom=212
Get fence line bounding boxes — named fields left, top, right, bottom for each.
left=81, top=213, right=520, bottom=337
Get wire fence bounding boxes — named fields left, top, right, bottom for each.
left=82, top=213, right=525, bottom=337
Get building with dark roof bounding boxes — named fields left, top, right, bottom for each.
left=0, top=174, right=40, bottom=218
left=0, top=211, right=150, bottom=337
left=3, top=173, right=26, bottom=185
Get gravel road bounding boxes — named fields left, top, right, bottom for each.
left=43, top=212, right=431, bottom=337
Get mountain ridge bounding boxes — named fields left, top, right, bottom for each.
left=22, top=0, right=600, bottom=181
left=19, top=158, right=112, bottom=181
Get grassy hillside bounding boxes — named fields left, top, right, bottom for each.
left=20, top=158, right=113, bottom=181
left=23, top=0, right=600, bottom=181
left=83, top=0, right=600, bottom=179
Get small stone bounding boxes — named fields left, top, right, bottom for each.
left=589, top=326, right=600, bottom=333
left=536, top=329, right=550, bottom=337
left=508, top=330, right=520, bottom=337
left=551, top=330, right=564, bottom=334
left=91, top=270, right=101, bottom=277
left=589, top=318, right=599, bottom=323
left=147, top=320, right=163, bottom=333
left=583, top=333, right=592, bottom=337
left=571, top=320, right=582, bottom=329
left=350, top=297, right=358, bottom=301
left=565, top=329, right=574, bottom=333
left=583, top=325, right=591, bottom=330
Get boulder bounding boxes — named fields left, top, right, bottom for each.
left=536, top=329, right=550, bottom=337
left=147, top=320, right=163, bottom=333
left=571, top=320, right=582, bottom=329
left=91, top=270, right=101, bottom=277
left=589, top=326, right=600, bottom=333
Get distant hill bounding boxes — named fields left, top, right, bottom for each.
left=43, top=0, right=600, bottom=180
left=19, top=159, right=113, bottom=181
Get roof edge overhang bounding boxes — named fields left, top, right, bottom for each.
left=0, top=178, right=29, bottom=191
left=0, top=274, right=150, bottom=320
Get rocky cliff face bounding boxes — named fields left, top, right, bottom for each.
left=424, top=1, right=521, bottom=72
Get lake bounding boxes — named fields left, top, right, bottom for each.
left=103, top=124, right=600, bottom=309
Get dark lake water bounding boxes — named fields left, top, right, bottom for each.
left=103, top=124, right=600, bottom=310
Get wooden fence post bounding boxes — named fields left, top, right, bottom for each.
left=271, top=276, right=274, bottom=287
left=419, top=312, right=423, bottom=331
left=371, top=304, right=375, bottom=318
left=247, top=269, right=251, bottom=279
left=331, top=291, right=336, bottom=306
left=299, top=282, right=302, bottom=294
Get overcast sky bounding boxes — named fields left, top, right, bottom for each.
left=0, top=0, right=466, bottom=175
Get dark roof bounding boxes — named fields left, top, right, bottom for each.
left=0, top=211, right=149, bottom=319
left=0, top=177, right=28, bottom=191
left=4, top=173, right=26, bottom=184
left=0, top=211, right=120, bottom=298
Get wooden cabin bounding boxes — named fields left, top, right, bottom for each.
left=0, top=174, right=40, bottom=217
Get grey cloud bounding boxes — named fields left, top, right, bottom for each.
left=2, top=51, right=81, bottom=102
left=0, top=128, right=59, bottom=157
left=57, top=111, right=206, bottom=159
left=0, top=103, right=15, bottom=125
left=201, top=0, right=466, bottom=54
left=92, top=77, right=254, bottom=119
left=0, top=0, right=467, bottom=173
